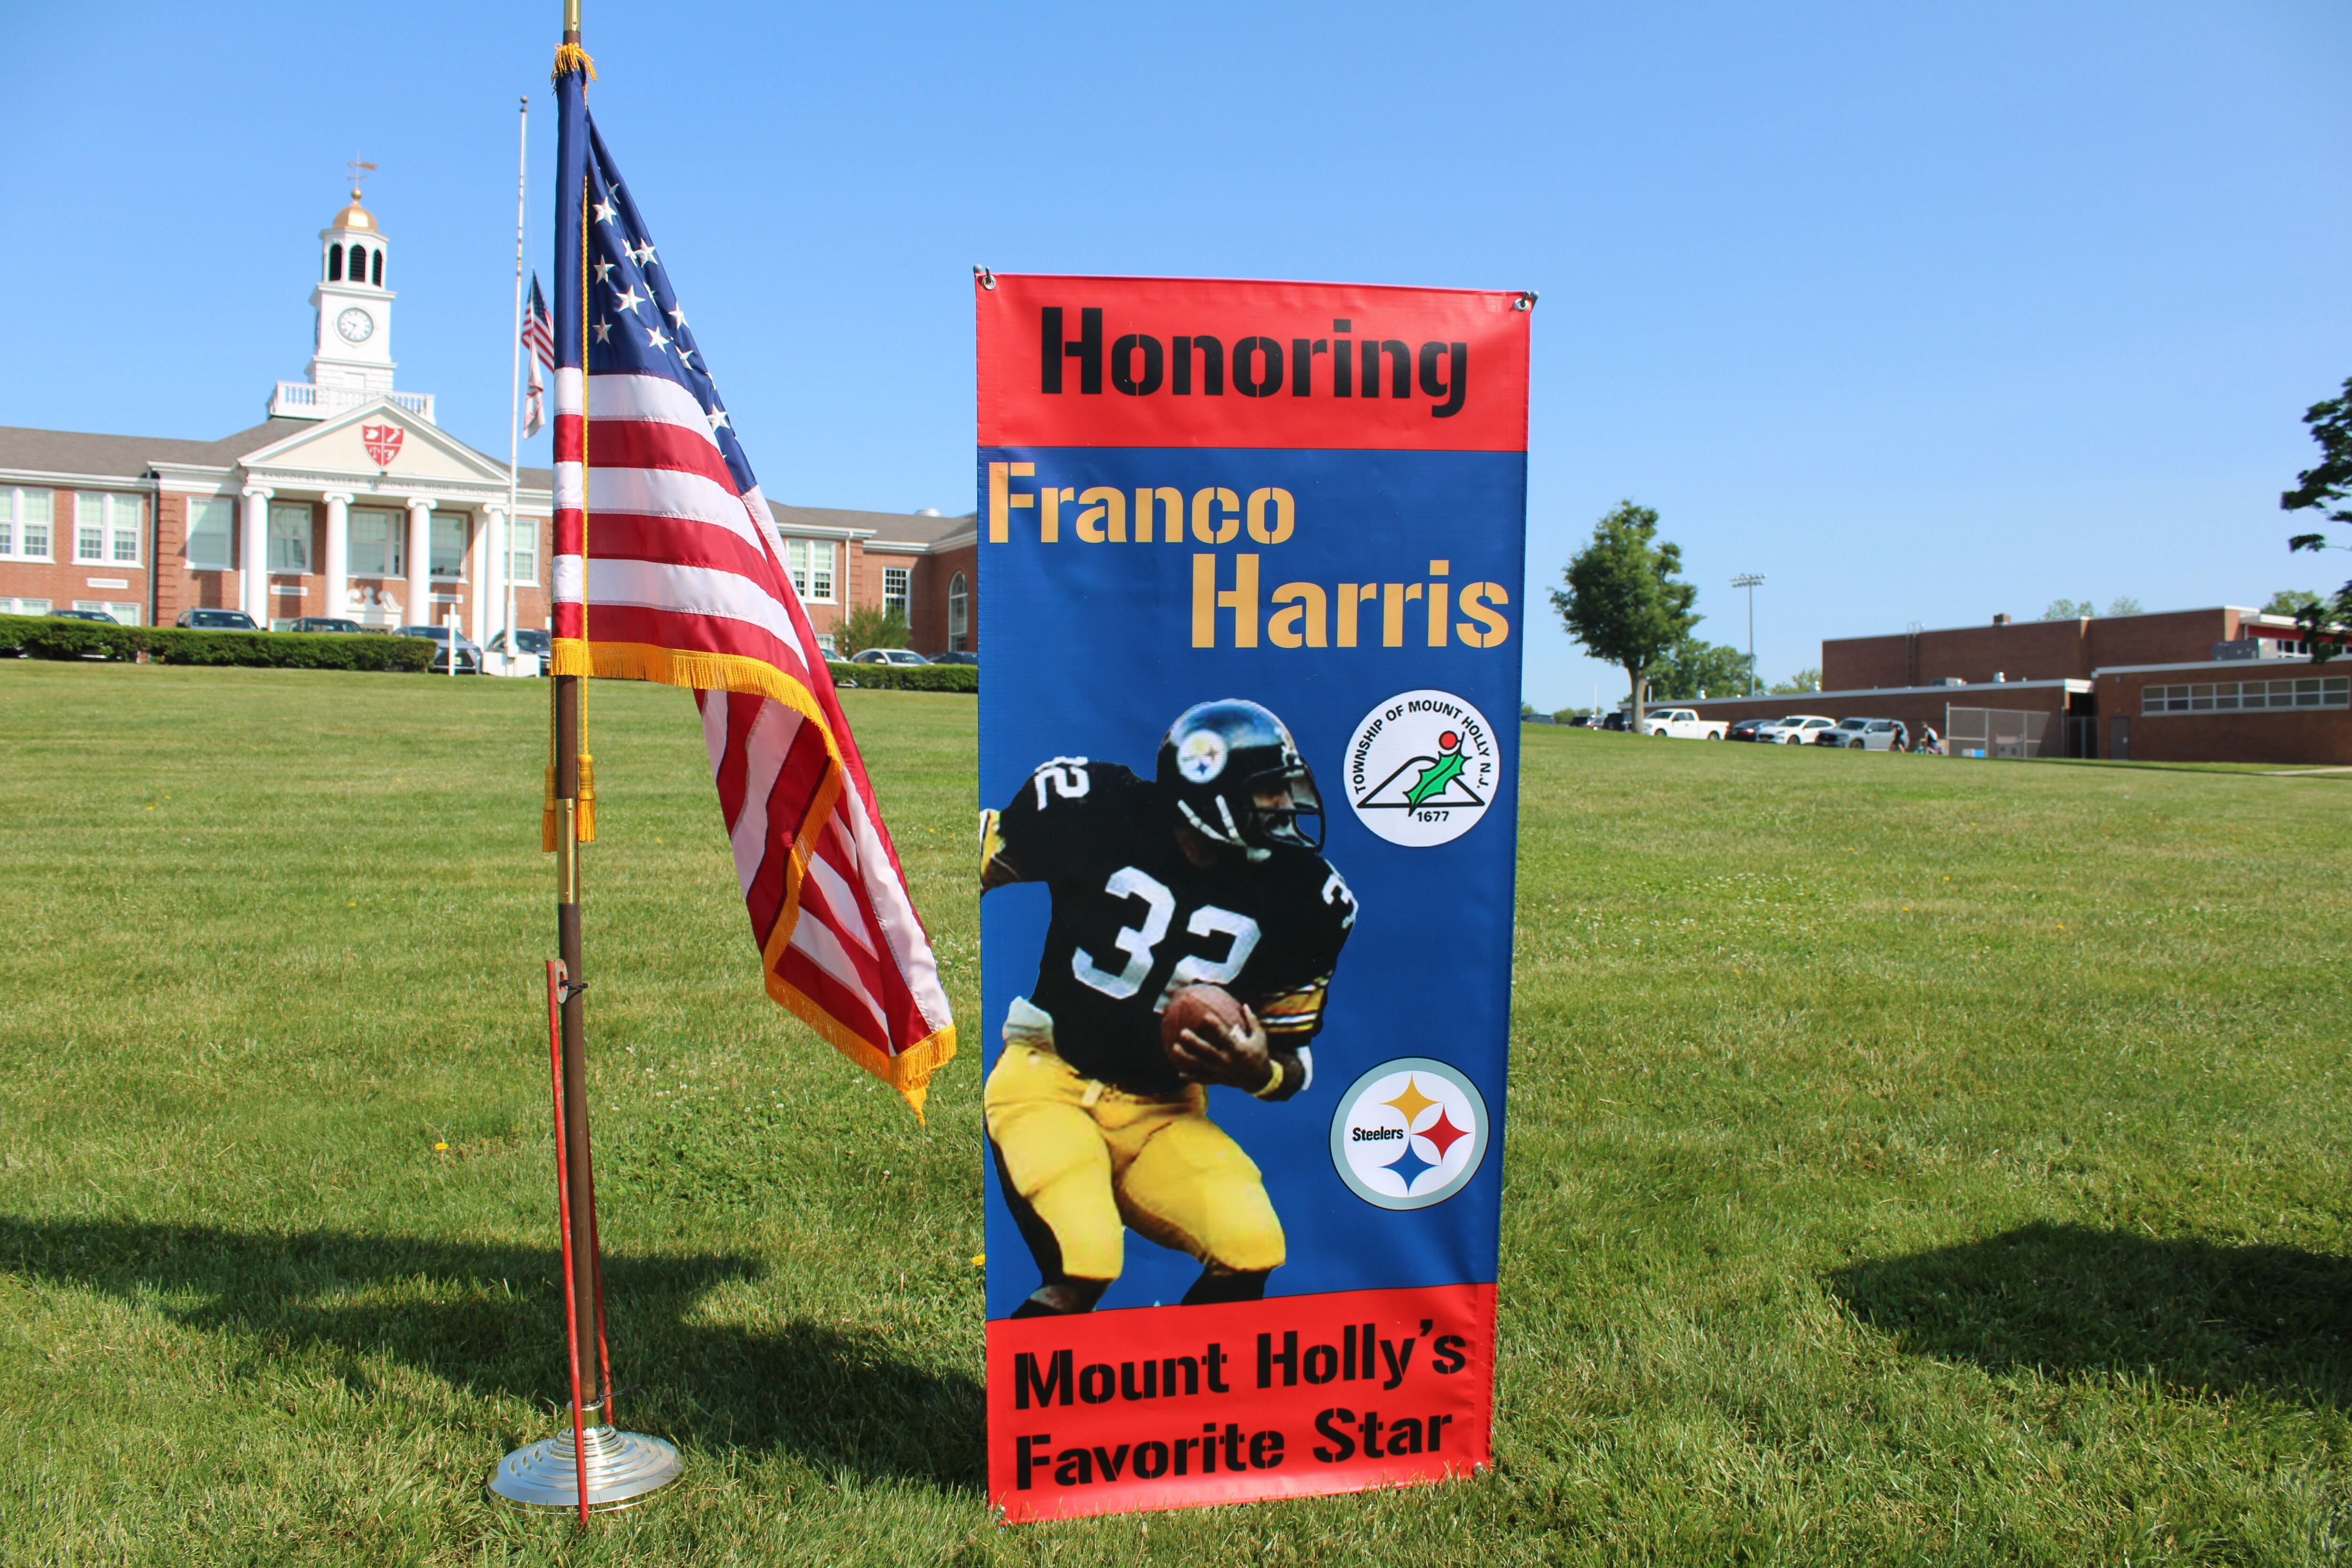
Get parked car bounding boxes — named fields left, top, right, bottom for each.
left=1641, top=707, right=1729, bottom=740
left=1756, top=715, right=1836, bottom=745
left=1600, top=711, right=1630, bottom=731
left=176, top=608, right=260, bottom=630
left=1727, top=717, right=1771, bottom=741
left=1816, top=717, right=1908, bottom=751
left=849, top=647, right=931, bottom=667
left=49, top=608, right=119, bottom=623
left=286, top=616, right=361, bottom=633
left=1564, top=715, right=1596, bottom=728
left=483, top=627, right=550, bottom=677
left=928, top=649, right=979, bottom=666
left=395, top=624, right=484, bottom=674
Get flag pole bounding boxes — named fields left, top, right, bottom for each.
left=485, top=0, right=681, bottom=1516
left=504, top=96, right=528, bottom=669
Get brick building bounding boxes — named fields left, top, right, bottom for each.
left=0, top=188, right=979, bottom=659
left=1679, top=605, right=2349, bottom=765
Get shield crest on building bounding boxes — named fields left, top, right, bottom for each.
left=361, top=423, right=405, bottom=466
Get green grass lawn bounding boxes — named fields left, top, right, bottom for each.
left=0, top=662, right=2346, bottom=1566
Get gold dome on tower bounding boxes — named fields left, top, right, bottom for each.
left=330, top=187, right=375, bottom=231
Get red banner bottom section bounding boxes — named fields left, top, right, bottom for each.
left=988, top=1282, right=1495, bottom=1522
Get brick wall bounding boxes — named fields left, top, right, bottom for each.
left=1822, top=609, right=2243, bottom=692
left=0, top=489, right=153, bottom=621
left=2096, top=665, right=2352, bottom=765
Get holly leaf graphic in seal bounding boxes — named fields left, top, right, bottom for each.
left=1404, top=749, right=1465, bottom=807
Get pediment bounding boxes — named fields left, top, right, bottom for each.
left=239, top=399, right=509, bottom=486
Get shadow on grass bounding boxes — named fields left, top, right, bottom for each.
left=0, top=1215, right=982, bottom=1490
left=1828, top=1221, right=2352, bottom=1408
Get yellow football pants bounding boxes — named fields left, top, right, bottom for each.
left=985, top=1041, right=1286, bottom=1283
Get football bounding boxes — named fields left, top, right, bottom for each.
left=1160, top=983, right=1247, bottom=1059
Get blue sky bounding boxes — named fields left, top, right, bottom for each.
left=2, top=1, right=2345, bottom=706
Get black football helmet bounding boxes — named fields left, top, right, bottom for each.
left=1156, top=699, right=1323, bottom=854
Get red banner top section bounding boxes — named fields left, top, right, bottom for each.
left=977, top=273, right=1531, bottom=453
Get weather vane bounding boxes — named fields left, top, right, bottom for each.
left=346, top=157, right=377, bottom=199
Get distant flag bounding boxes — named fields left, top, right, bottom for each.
left=522, top=275, right=554, bottom=438
left=550, top=58, right=956, bottom=1113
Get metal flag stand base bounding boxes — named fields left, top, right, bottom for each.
left=487, top=1413, right=683, bottom=1514
left=481, top=892, right=683, bottom=1521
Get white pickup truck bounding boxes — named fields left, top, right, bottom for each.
left=1640, top=707, right=1728, bottom=740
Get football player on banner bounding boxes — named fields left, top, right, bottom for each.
left=979, top=699, right=1358, bottom=1315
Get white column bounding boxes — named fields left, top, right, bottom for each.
left=238, top=486, right=273, bottom=623
left=322, top=492, right=353, bottom=621
left=479, top=503, right=508, bottom=652
left=405, top=496, right=435, bottom=629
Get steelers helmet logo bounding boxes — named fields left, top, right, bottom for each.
left=1176, top=728, right=1228, bottom=783
left=1330, top=1058, right=1489, bottom=1210
left=1343, top=690, right=1498, bottom=847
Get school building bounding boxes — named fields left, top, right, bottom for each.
left=0, top=188, right=978, bottom=660
left=1682, top=605, right=2349, bottom=765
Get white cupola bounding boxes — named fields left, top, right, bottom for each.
left=308, top=188, right=397, bottom=393
left=268, top=185, right=433, bottom=422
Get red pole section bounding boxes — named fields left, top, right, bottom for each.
left=546, top=958, right=590, bottom=1527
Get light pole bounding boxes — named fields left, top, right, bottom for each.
left=1731, top=573, right=1765, bottom=696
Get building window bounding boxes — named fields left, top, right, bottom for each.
left=816, top=633, right=837, bottom=658
left=350, top=508, right=402, bottom=576
left=327, top=246, right=342, bottom=282
left=2144, top=677, right=2349, bottom=714
left=508, top=517, right=539, bottom=584
left=1, top=487, right=52, bottom=561
left=73, top=492, right=142, bottom=565
left=72, top=601, right=141, bottom=625
left=948, top=571, right=968, bottom=652
left=882, top=565, right=909, bottom=620
left=785, top=538, right=835, bottom=602
left=430, top=513, right=470, bottom=579
left=0, top=597, right=51, bottom=615
left=267, top=503, right=312, bottom=572
left=372, top=248, right=382, bottom=286
left=184, top=496, right=233, bottom=570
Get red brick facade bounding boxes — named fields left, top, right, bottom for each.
left=1683, top=606, right=2347, bottom=765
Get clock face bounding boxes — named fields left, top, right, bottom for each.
left=336, top=307, right=375, bottom=344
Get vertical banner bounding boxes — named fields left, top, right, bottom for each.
left=977, top=275, right=1531, bottom=1520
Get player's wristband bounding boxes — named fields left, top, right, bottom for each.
left=1251, top=1059, right=1286, bottom=1100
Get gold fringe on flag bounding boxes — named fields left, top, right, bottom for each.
left=551, top=42, right=597, bottom=81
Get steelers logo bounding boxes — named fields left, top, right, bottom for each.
left=1343, top=690, right=1497, bottom=847
left=1329, top=1057, right=1490, bottom=1211
left=1176, top=728, right=1228, bottom=783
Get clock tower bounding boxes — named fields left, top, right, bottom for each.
left=309, top=190, right=396, bottom=394
left=267, top=187, right=435, bottom=422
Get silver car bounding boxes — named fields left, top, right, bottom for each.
left=1756, top=715, right=1835, bottom=745
left=1815, top=717, right=1908, bottom=751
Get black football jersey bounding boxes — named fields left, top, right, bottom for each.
left=984, top=760, right=1356, bottom=1096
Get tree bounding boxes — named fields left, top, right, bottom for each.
left=1769, top=667, right=1821, bottom=696
left=1550, top=501, right=1699, bottom=727
left=2041, top=598, right=2093, bottom=620
left=2265, top=589, right=2322, bottom=616
left=1648, top=637, right=1753, bottom=701
left=2105, top=595, right=2143, bottom=617
left=2282, top=374, right=2352, bottom=663
left=836, top=604, right=911, bottom=657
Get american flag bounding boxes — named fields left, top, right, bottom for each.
left=551, top=62, right=956, bottom=1113
left=522, top=274, right=554, bottom=438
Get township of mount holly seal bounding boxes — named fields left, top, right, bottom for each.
left=1342, top=689, right=1498, bottom=847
